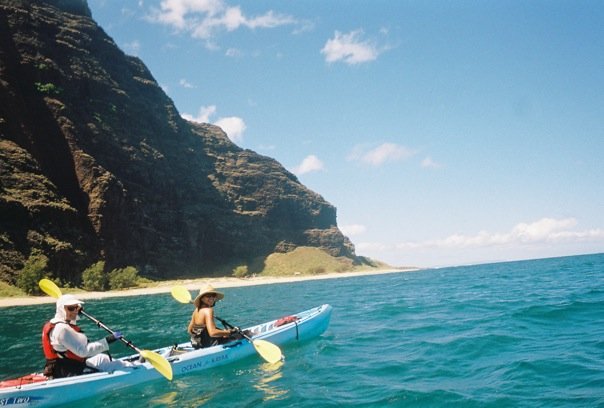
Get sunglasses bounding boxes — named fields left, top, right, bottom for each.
left=203, top=294, right=217, bottom=298
left=66, top=305, right=81, bottom=312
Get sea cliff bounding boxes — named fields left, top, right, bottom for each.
left=0, top=0, right=356, bottom=284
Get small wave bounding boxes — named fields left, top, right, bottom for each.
left=513, top=299, right=604, bottom=321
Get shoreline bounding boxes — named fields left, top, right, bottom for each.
left=0, top=268, right=418, bottom=308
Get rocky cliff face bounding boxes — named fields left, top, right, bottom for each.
left=0, top=0, right=355, bottom=283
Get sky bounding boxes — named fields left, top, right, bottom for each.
left=86, top=0, right=604, bottom=268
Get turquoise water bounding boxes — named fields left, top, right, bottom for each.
left=1, top=253, right=603, bottom=407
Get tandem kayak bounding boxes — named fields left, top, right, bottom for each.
left=0, top=304, right=332, bottom=407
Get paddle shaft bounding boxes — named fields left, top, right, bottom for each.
left=80, top=309, right=173, bottom=380
left=216, top=317, right=254, bottom=342
left=80, top=310, right=142, bottom=353
left=215, top=316, right=233, bottom=329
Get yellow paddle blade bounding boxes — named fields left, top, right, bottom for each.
left=170, top=286, right=192, bottom=304
left=252, top=339, right=283, bottom=364
left=39, top=279, right=62, bottom=299
left=139, top=350, right=173, bottom=381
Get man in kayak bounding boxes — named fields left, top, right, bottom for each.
left=42, top=294, right=132, bottom=378
left=188, top=284, right=240, bottom=348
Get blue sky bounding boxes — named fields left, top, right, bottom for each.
left=87, top=0, right=604, bottom=268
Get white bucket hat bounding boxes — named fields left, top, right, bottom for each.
left=54, top=294, right=85, bottom=322
left=60, top=294, right=85, bottom=306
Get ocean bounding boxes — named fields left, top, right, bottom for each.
left=1, top=253, right=603, bottom=407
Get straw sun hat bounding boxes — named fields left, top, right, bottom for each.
left=193, top=284, right=224, bottom=308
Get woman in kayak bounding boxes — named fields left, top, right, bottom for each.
left=42, top=294, right=132, bottom=378
left=188, top=284, right=239, bottom=348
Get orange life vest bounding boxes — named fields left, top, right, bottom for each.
left=42, top=321, right=87, bottom=362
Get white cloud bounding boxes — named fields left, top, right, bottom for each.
left=421, top=156, right=442, bottom=169
left=395, top=218, right=604, bottom=250
left=292, top=19, right=315, bottom=35
left=179, top=78, right=196, bottom=88
left=182, top=105, right=246, bottom=143
left=246, top=10, right=296, bottom=29
left=348, top=143, right=416, bottom=166
left=149, top=0, right=222, bottom=30
left=214, top=116, right=246, bottom=143
left=148, top=0, right=296, bottom=45
left=123, top=40, right=141, bottom=55
left=293, top=155, right=324, bottom=175
left=321, top=30, right=380, bottom=65
left=225, top=48, right=242, bottom=57
left=182, top=105, right=216, bottom=123
left=356, top=217, right=604, bottom=267
left=340, top=224, right=367, bottom=237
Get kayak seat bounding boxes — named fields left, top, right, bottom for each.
left=167, top=347, right=190, bottom=356
left=0, top=374, right=48, bottom=388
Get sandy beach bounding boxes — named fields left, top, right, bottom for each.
left=0, top=268, right=417, bottom=308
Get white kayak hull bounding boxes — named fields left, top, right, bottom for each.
left=0, top=304, right=332, bottom=407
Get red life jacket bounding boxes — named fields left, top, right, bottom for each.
left=42, top=321, right=87, bottom=362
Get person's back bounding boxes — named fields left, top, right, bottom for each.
left=188, top=284, right=237, bottom=348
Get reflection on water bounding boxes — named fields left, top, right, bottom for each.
left=180, top=394, right=214, bottom=408
left=254, top=361, right=287, bottom=402
left=260, top=360, right=284, bottom=373
left=149, top=391, right=179, bottom=406
left=148, top=388, right=214, bottom=407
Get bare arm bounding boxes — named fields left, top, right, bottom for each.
left=187, top=309, right=197, bottom=334
left=204, top=308, right=231, bottom=337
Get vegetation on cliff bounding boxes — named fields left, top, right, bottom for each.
left=0, top=247, right=392, bottom=298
